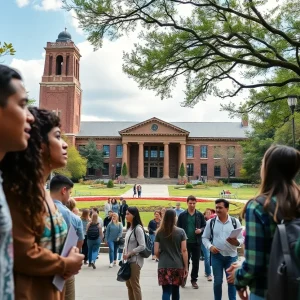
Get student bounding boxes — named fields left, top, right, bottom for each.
left=148, top=210, right=161, bottom=260
left=111, top=198, right=120, bottom=214
left=227, top=145, right=300, bottom=300
left=119, top=198, right=128, bottom=226
left=155, top=209, right=188, bottom=300
left=123, top=207, right=146, bottom=300
left=0, top=65, right=34, bottom=300
left=81, top=209, right=90, bottom=265
left=1, top=107, right=83, bottom=300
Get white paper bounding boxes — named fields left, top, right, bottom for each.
left=53, top=224, right=78, bottom=292
left=228, top=228, right=243, bottom=239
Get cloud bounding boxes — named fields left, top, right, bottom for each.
left=16, top=0, right=30, bottom=7
left=34, top=0, right=62, bottom=11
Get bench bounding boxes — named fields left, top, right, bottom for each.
left=219, top=192, right=237, bottom=199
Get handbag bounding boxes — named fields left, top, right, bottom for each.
left=117, top=261, right=131, bottom=282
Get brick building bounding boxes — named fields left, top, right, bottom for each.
left=39, top=30, right=249, bottom=181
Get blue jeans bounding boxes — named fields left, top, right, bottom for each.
left=107, top=240, right=119, bottom=263
left=250, top=294, right=264, bottom=300
left=211, top=253, right=238, bottom=300
left=87, top=238, right=101, bottom=263
left=162, top=285, right=180, bottom=300
left=201, top=242, right=211, bottom=276
left=149, top=234, right=155, bottom=255
left=118, top=247, right=123, bottom=260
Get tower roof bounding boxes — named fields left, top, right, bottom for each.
left=56, top=28, right=72, bottom=42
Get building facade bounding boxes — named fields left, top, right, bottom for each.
left=39, top=31, right=249, bottom=181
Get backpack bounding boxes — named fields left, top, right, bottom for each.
left=210, top=216, right=237, bottom=242
left=87, top=223, right=100, bottom=240
left=133, top=226, right=153, bottom=258
left=256, top=196, right=300, bottom=300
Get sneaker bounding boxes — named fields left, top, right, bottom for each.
left=91, top=262, right=96, bottom=269
left=84, top=261, right=88, bottom=265
left=181, top=277, right=187, bottom=288
left=204, top=273, right=207, bottom=277
left=191, top=281, right=199, bottom=289
left=109, top=263, right=113, bottom=268
left=207, top=275, right=213, bottom=281
left=88, top=263, right=92, bottom=267
left=152, top=255, right=156, bottom=260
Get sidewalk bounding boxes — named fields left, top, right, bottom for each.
left=75, top=253, right=239, bottom=299
left=121, top=184, right=170, bottom=197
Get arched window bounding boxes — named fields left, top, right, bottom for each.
left=49, top=56, right=53, bottom=76
left=56, top=55, right=63, bottom=75
left=66, top=55, right=69, bottom=76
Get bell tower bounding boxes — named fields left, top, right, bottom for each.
left=39, top=29, right=82, bottom=142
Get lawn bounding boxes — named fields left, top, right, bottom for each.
left=168, top=185, right=259, bottom=200
left=76, top=199, right=245, bottom=225
left=73, top=183, right=132, bottom=196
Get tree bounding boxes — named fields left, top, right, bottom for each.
left=65, top=0, right=300, bottom=108
left=179, top=163, right=185, bottom=178
left=0, top=42, right=15, bottom=59
left=55, top=146, right=87, bottom=181
left=79, top=140, right=104, bottom=173
left=121, top=162, right=128, bottom=178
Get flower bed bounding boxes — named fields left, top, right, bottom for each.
left=74, top=196, right=209, bottom=203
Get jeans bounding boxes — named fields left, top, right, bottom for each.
left=162, top=285, right=180, bottom=300
left=149, top=234, right=155, bottom=255
left=201, top=242, right=211, bottom=276
left=118, top=247, right=123, bottom=260
left=120, top=215, right=126, bottom=227
left=211, top=253, right=238, bottom=300
left=87, top=238, right=101, bottom=263
left=187, top=242, right=201, bottom=282
left=107, top=240, right=119, bottom=263
left=250, top=294, right=264, bottom=300
left=82, top=235, right=88, bottom=262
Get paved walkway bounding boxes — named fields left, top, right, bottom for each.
left=75, top=253, right=240, bottom=299
left=121, top=184, right=170, bottom=197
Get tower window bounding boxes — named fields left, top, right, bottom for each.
left=66, top=55, right=69, bottom=76
left=49, top=56, right=53, bottom=76
left=56, top=55, right=63, bottom=75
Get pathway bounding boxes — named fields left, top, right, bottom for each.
left=121, top=184, right=170, bottom=198
left=75, top=253, right=240, bottom=299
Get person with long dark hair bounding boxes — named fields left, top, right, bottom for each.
left=123, top=206, right=146, bottom=300
left=227, top=145, right=300, bottom=300
left=154, top=209, right=188, bottom=300
left=1, top=107, right=83, bottom=300
left=148, top=210, right=161, bottom=260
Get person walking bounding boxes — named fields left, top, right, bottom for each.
left=111, top=198, right=120, bottom=214
left=174, top=202, right=184, bottom=217
left=155, top=209, right=188, bottom=300
left=137, top=185, right=142, bottom=198
left=1, top=107, right=83, bottom=300
left=119, top=198, right=128, bottom=227
left=133, top=184, right=137, bottom=198
left=202, top=199, right=244, bottom=300
left=177, top=195, right=206, bottom=289
left=0, top=65, right=35, bottom=300
left=106, top=212, right=123, bottom=267
left=226, top=145, right=300, bottom=300
left=148, top=210, right=161, bottom=260
left=86, top=213, right=103, bottom=269
left=123, top=207, right=146, bottom=300
left=80, top=209, right=90, bottom=265
left=105, top=198, right=112, bottom=216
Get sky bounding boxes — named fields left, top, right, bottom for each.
left=0, top=0, right=249, bottom=122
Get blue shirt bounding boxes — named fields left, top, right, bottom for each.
left=105, top=222, right=123, bottom=242
left=53, top=200, right=84, bottom=241
left=174, top=208, right=184, bottom=217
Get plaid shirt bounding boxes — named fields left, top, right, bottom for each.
left=235, top=197, right=277, bottom=298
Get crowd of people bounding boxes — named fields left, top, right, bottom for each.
left=0, top=64, right=300, bottom=300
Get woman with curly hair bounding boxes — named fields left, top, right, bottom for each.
left=0, top=107, right=84, bottom=300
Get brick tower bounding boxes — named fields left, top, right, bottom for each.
left=39, top=29, right=82, bottom=143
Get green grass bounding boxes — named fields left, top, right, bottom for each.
left=76, top=199, right=245, bottom=225
left=73, top=183, right=132, bottom=196
left=168, top=185, right=259, bottom=200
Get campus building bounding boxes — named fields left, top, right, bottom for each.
left=39, top=30, right=249, bottom=181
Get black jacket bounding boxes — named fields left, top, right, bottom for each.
left=119, top=204, right=128, bottom=216
left=177, top=209, right=206, bottom=245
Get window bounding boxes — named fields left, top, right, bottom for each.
left=228, top=146, right=235, bottom=159
left=200, top=145, right=208, bottom=158
left=116, top=145, right=123, bottom=158
left=150, top=146, right=158, bottom=158
left=102, top=163, right=109, bottom=176
left=214, top=146, right=221, bottom=158
left=214, top=166, right=221, bottom=177
left=201, top=164, right=207, bottom=176
left=103, top=145, right=110, bottom=157
left=229, top=165, right=236, bottom=177
left=87, top=168, right=95, bottom=176
left=56, top=55, right=63, bottom=75
left=186, top=145, right=194, bottom=158
left=49, top=56, right=53, bottom=76
left=159, top=147, right=164, bottom=158
left=144, top=149, right=149, bottom=158
left=66, top=55, right=69, bottom=75
left=116, top=163, right=122, bottom=177
left=187, top=163, right=194, bottom=176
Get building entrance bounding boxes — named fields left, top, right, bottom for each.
left=143, top=145, right=164, bottom=178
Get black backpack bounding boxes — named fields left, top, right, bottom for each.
left=87, top=223, right=100, bottom=240
left=257, top=197, right=300, bottom=300
left=210, top=216, right=237, bottom=242
left=133, top=226, right=153, bottom=258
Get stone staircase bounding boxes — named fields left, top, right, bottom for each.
left=126, top=178, right=178, bottom=185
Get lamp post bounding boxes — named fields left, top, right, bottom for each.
left=287, top=95, right=298, bottom=148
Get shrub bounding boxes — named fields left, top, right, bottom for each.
left=217, top=177, right=253, bottom=184
left=185, top=183, right=193, bottom=189
left=81, top=180, right=94, bottom=185
left=90, top=184, right=106, bottom=189
left=205, top=180, right=220, bottom=187
left=107, top=179, right=114, bottom=188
